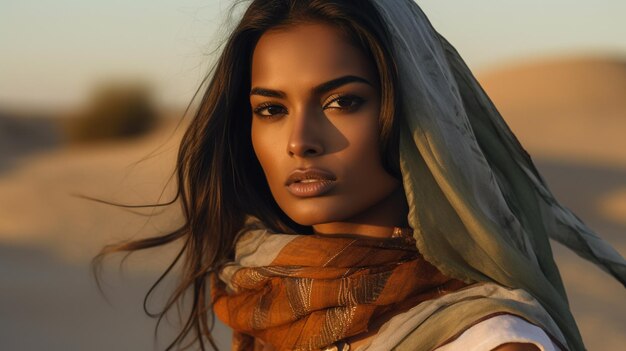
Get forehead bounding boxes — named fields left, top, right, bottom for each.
left=250, top=22, right=377, bottom=90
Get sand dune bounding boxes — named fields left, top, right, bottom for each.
left=0, top=118, right=185, bottom=265
left=477, top=55, right=626, bottom=167
left=598, top=187, right=626, bottom=226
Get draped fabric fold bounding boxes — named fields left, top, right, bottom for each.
left=370, top=1, right=626, bottom=350
left=212, top=218, right=470, bottom=351
left=211, top=218, right=573, bottom=351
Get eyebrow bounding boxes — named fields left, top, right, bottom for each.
left=249, top=75, right=373, bottom=99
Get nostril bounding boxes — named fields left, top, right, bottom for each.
left=303, top=148, right=319, bottom=156
left=287, top=142, right=324, bottom=157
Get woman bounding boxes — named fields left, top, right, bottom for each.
left=95, top=0, right=626, bottom=350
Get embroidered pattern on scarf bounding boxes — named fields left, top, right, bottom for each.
left=211, top=224, right=470, bottom=351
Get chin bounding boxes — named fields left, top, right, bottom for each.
left=281, top=199, right=353, bottom=227
left=290, top=215, right=337, bottom=227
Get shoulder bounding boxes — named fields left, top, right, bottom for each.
left=434, top=313, right=565, bottom=351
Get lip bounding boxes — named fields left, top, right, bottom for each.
left=285, top=168, right=337, bottom=198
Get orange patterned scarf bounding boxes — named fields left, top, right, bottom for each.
left=211, top=223, right=469, bottom=351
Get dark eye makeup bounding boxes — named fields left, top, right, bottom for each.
left=253, top=102, right=287, bottom=117
left=324, top=94, right=364, bottom=110
left=252, top=94, right=365, bottom=119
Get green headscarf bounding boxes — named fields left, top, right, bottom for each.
left=371, top=1, right=626, bottom=350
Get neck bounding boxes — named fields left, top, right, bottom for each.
left=312, top=185, right=410, bottom=239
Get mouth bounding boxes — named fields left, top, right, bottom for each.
left=285, top=168, right=337, bottom=198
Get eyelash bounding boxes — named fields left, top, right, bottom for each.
left=252, top=94, right=364, bottom=119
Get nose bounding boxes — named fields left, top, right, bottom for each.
left=287, top=107, right=324, bottom=158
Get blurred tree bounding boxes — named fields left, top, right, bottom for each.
left=66, top=82, right=158, bottom=143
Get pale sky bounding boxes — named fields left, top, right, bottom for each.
left=1, top=0, right=625, bottom=110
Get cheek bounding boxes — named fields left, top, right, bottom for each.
left=336, top=115, right=396, bottom=199
left=339, top=117, right=381, bottom=173
left=251, top=127, right=269, bottom=172
left=251, top=123, right=284, bottom=187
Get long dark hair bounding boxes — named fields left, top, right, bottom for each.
left=94, top=0, right=401, bottom=349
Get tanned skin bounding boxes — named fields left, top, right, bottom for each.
left=249, top=22, right=542, bottom=351
left=250, top=22, right=409, bottom=239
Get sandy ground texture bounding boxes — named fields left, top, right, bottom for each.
left=1, top=56, right=625, bottom=350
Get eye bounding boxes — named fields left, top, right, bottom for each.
left=324, top=94, right=364, bottom=111
left=253, top=102, right=287, bottom=119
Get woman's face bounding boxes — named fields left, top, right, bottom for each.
left=249, top=22, right=401, bottom=227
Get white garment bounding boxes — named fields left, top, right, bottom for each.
left=358, top=282, right=568, bottom=351
left=434, top=314, right=562, bottom=351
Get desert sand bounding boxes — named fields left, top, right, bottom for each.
left=1, top=55, right=625, bottom=350
left=478, top=55, right=626, bottom=168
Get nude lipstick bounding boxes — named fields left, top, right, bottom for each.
left=285, top=168, right=337, bottom=198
